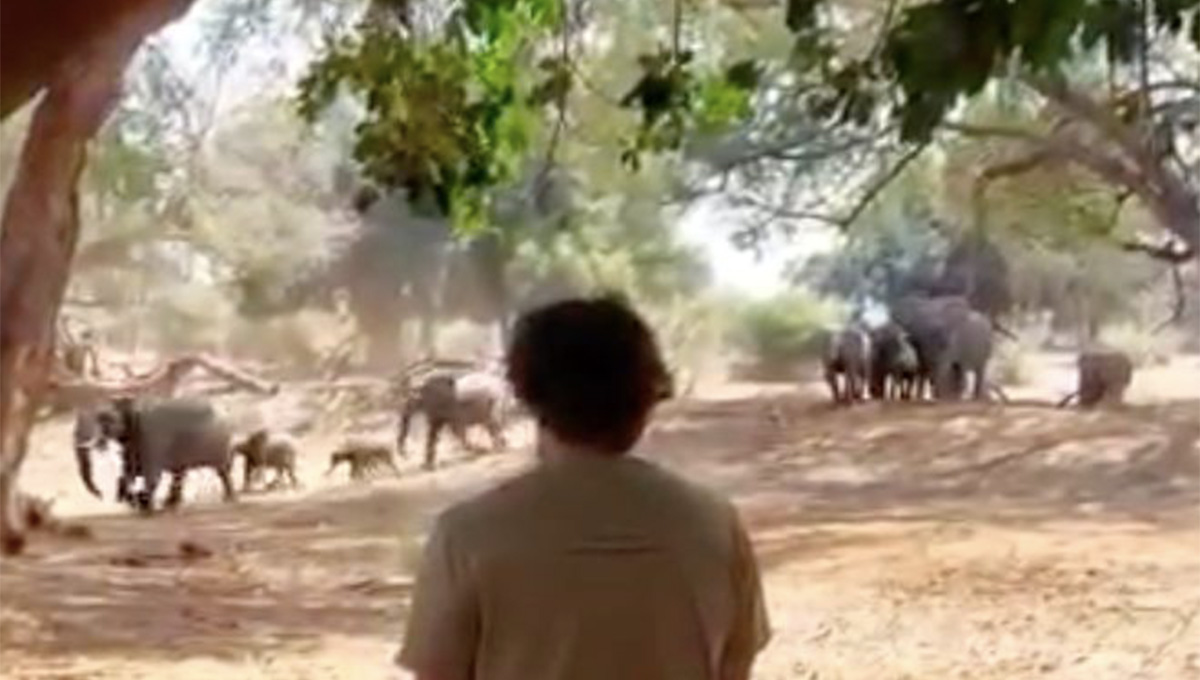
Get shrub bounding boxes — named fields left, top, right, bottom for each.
left=732, top=291, right=840, bottom=372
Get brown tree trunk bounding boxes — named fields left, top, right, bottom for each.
left=0, top=0, right=197, bottom=556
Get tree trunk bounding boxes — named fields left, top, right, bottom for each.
left=0, top=0, right=197, bottom=556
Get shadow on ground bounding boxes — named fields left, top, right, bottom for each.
left=2, top=389, right=1197, bottom=667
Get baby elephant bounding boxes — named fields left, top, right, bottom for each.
left=232, top=429, right=300, bottom=492
left=325, top=442, right=400, bottom=481
left=1059, top=348, right=1133, bottom=408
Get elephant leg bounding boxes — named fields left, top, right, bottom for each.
left=165, top=471, right=186, bottom=510
left=216, top=465, right=237, bottom=502
left=382, top=454, right=402, bottom=477
left=456, top=423, right=486, bottom=455
left=286, top=465, right=300, bottom=488
left=396, top=405, right=415, bottom=458
left=138, top=468, right=163, bottom=515
left=116, top=474, right=134, bottom=505
left=972, top=364, right=988, bottom=401
left=424, top=419, right=446, bottom=471
left=486, top=419, right=506, bottom=452
left=824, top=370, right=841, bottom=404
left=242, top=461, right=256, bottom=492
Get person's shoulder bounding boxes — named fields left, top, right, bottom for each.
left=434, top=466, right=547, bottom=534
left=629, top=457, right=738, bottom=521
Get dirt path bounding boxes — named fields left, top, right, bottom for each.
left=2, top=379, right=1198, bottom=679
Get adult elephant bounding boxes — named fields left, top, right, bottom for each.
left=74, top=397, right=236, bottom=512
left=396, top=369, right=510, bottom=470
left=891, top=295, right=994, bottom=401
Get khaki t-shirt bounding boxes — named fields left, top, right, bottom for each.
left=397, top=454, right=770, bottom=680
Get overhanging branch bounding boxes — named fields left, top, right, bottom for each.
left=1118, top=239, right=1195, bottom=263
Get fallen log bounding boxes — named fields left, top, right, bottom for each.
left=39, top=354, right=276, bottom=417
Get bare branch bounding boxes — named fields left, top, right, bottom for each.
left=1118, top=239, right=1195, bottom=263
left=942, top=121, right=1047, bottom=142
left=727, top=142, right=928, bottom=230
left=1152, top=264, right=1187, bottom=334
left=840, top=142, right=927, bottom=228
left=1024, top=74, right=1159, bottom=174
left=729, top=192, right=846, bottom=228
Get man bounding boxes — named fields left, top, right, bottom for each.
left=397, top=296, right=770, bottom=680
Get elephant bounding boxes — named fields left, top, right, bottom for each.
left=325, top=442, right=401, bottom=480
left=396, top=369, right=509, bottom=470
left=868, top=323, right=921, bottom=401
left=821, top=326, right=872, bottom=404
left=935, top=310, right=994, bottom=400
left=74, top=397, right=236, bottom=512
left=232, top=429, right=300, bottom=491
left=1058, top=348, right=1133, bottom=408
left=890, top=295, right=993, bottom=401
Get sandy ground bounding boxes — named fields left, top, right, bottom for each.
left=1, top=353, right=1198, bottom=679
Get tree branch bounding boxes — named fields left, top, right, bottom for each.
left=839, top=142, right=927, bottom=228
left=728, top=142, right=928, bottom=230
left=1118, top=239, right=1195, bottom=263
left=1152, top=263, right=1187, bottom=334
left=1024, top=74, right=1159, bottom=175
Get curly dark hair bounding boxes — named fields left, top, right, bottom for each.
left=506, top=296, right=671, bottom=453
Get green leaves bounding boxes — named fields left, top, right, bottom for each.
left=296, top=1, right=560, bottom=235
left=619, top=47, right=761, bottom=170
left=777, top=0, right=1200, bottom=143
left=529, top=57, right=573, bottom=106
left=785, top=0, right=821, bottom=33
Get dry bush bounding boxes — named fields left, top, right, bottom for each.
left=227, top=310, right=349, bottom=373
left=1100, top=323, right=1183, bottom=367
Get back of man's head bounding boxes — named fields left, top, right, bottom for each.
left=506, top=296, right=670, bottom=454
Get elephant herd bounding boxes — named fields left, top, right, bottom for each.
left=71, top=360, right=513, bottom=514
left=823, top=295, right=996, bottom=405
left=822, top=294, right=1136, bottom=408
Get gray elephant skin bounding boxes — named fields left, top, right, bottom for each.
left=1061, top=348, right=1133, bottom=408
left=821, top=327, right=872, bottom=404
left=890, top=295, right=994, bottom=400
left=74, top=397, right=236, bottom=512
left=396, top=369, right=508, bottom=470
left=233, top=429, right=300, bottom=491
left=868, top=322, right=920, bottom=400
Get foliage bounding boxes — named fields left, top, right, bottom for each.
left=788, top=160, right=949, bottom=308
left=731, top=291, right=839, bottom=370
left=619, top=48, right=761, bottom=171
left=297, top=0, right=565, bottom=233
left=781, top=0, right=1200, bottom=142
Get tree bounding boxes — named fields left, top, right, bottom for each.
left=0, top=0, right=200, bottom=554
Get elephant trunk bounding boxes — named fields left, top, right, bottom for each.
left=75, top=443, right=101, bottom=498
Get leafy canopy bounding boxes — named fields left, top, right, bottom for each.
left=297, top=0, right=761, bottom=233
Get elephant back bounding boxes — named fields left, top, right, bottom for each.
left=134, top=398, right=233, bottom=471
left=891, top=295, right=972, bottom=336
